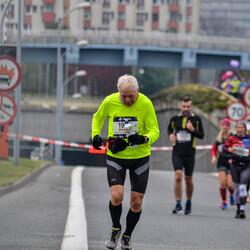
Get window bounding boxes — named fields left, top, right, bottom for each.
left=24, top=24, right=32, bottom=30
left=102, top=12, right=114, bottom=24
left=136, top=13, right=148, bottom=26
left=103, top=0, right=110, bottom=8
left=33, top=6, right=37, bottom=13
left=41, top=5, right=54, bottom=13
left=9, top=5, right=14, bottom=19
left=170, top=12, right=178, bottom=20
left=186, top=0, right=192, bottom=6
left=84, top=11, right=91, bottom=20
left=186, top=14, right=192, bottom=22
left=25, top=5, right=31, bottom=14
left=119, top=0, right=130, bottom=3
left=118, top=12, right=125, bottom=20
left=167, top=0, right=178, bottom=4
left=152, top=13, right=159, bottom=21
left=153, top=0, right=163, bottom=5
left=137, top=0, right=144, bottom=10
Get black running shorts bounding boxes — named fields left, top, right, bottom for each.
left=172, top=153, right=195, bottom=176
left=106, top=155, right=150, bottom=194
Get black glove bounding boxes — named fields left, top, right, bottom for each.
left=92, top=135, right=102, bottom=150
left=128, top=134, right=145, bottom=145
left=108, top=137, right=128, bottom=154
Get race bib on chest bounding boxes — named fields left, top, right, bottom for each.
left=113, top=117, right=138, bottom=138
left=234, top=146, right=249, bottom=157
left=176, top=130, right=191, bottom=143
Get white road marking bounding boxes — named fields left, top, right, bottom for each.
left=61, top=166, right=88, bottom=250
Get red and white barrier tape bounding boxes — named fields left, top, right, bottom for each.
left=7, top=133, right=92, bottom=149
left=7, top=133, right=212, bottom=151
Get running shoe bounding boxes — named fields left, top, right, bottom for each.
left=220, top=202, right=227, bottom=210
left=121, top=235, right=132, bottom=250
left=184, top=203, right=191, bottom=215
left=104, top=227, right=121, bottom=249
left=230, top=195, right=235, bottom=206
left=239, top=210, right=246, bottom=219
left=235, top=210, right=240, bottom=219
left=172, top=204, right=183, bottom=214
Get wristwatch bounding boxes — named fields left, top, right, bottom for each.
left=144, top=136, right=149, bottom=143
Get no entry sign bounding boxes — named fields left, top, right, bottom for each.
left=0, top=56, right=21, bottom=92
left=0, top=93, right=17, bottom=125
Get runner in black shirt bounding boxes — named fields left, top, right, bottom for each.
left=168, top=96, right=204, bottom=215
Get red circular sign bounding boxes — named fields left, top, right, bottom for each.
left=0, top=93, right=17, bottom=125
left=243, top=86, right=250, bottom=108
left=0, top=56, right=21, bottom=92
left=226, top=102, right=247, bottom=122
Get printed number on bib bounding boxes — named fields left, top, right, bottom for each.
left=113, top=117, right=138, bottom=138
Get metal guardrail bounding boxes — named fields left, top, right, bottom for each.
left=5, top=29, right=250, bottom=52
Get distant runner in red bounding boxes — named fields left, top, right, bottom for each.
left=224, top=121, right=250, bottom=219
left=211, top=118, right=234, bottom=210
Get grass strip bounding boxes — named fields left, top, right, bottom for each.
left=0, top=157, right=47, bottom=188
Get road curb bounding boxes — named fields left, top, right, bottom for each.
left=0, top=162, right=55, bottom=197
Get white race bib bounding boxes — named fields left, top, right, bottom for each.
left=234, top=146, right=249, bottom=157
left=113, top=117, right=138, bottom=138
left=176, top=131, right=191, bottom=142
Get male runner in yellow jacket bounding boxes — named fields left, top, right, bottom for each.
left=92, top=74, right=159, bottom=249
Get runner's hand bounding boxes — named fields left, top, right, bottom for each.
left=128, top=134, right=145, bottom=145
left=92, top=135, right=102, bottom=150
left=108, top=137, right=128, bottom=154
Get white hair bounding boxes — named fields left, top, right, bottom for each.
left=117, top=74, right=139, bottom=92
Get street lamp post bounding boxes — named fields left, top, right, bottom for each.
left=55, top=2, right=90, bottom=165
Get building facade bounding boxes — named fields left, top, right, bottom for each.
left=1, top=0, right=200, bottom=39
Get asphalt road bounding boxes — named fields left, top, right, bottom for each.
left=1, top=165, right=250, bottom=250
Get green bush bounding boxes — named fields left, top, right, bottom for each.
left=151, top=84, right=233, bottom=113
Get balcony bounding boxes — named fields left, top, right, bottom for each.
left=43, top=0, right=55, bottom=3
left=24, top=0, right=32, bottom=5
left=42, top=12, right=55, bottom=23
left=186, top=6, right=192, bottom=15
left=169, top=4, right=179, bottom=12
left=118, top=20, right=125, bottom=29
left=152, top=21, right=159, bottom=30
left=84, top=20, right=91, bottom=28
left=118, top=4, right=125, bottom=12
left=152, top=6, right=159, bottom=14
left=24, top=15, right=32, bottom=24
left=168, top=20, right=178, bottom=29
left=186, top=22, right=192, bottom=31
left=63, top=17, right=69, bottom=27
left=64, top=0, right=70, bottom=8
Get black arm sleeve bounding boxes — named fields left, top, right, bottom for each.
left=192, top=117, right=204, bottom=139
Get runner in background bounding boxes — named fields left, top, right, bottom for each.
left=224, top=121, right=250, bottom=219
left=211, top=118, right=234, bottom=209
left=246, top=123, right=250, bottom=202
left=168, top=96, right=204, bottom=215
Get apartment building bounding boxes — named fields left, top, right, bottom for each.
left=1, top=0, right=200, bottom=38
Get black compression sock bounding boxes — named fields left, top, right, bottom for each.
left=109, top=200, right=122, bottom=228
left=123, top=209, right=142, bottom=237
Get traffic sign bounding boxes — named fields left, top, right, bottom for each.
left=243, top=86, right=250, bottom=108
left=226, top=102, right=247, bottom=122
left=0, top=93, right=17, bottom=125
left=0, top=56, right=21, bottom=92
